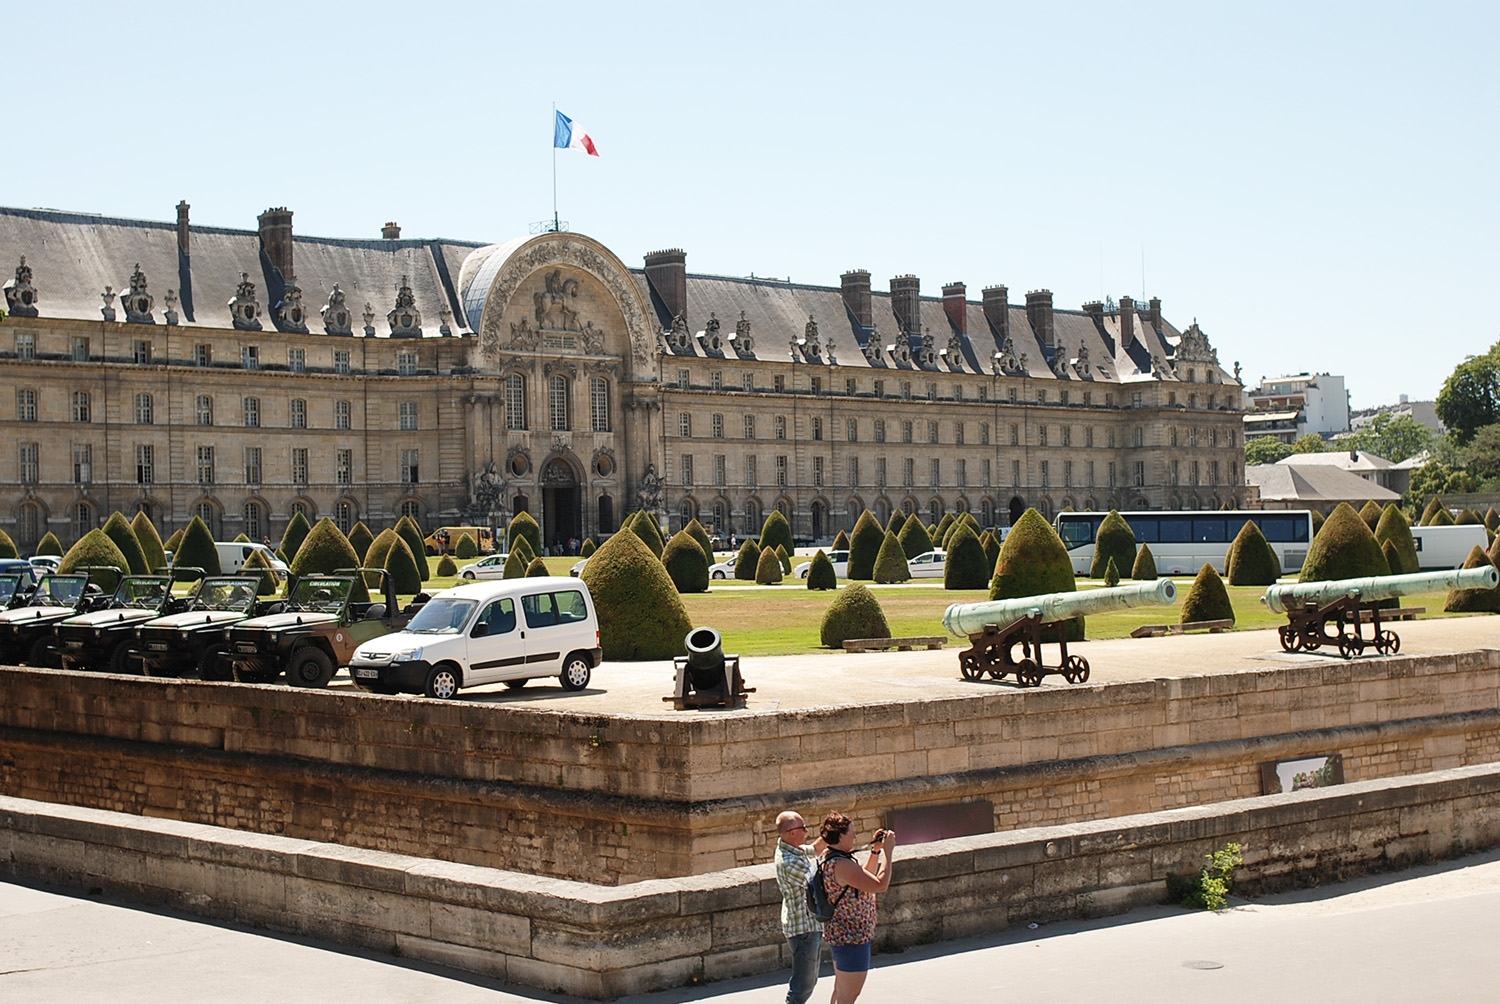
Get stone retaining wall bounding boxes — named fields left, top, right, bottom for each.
left=5, top=763, right=1500, bottom=999
left=0, top=649, right=1496, bottom=882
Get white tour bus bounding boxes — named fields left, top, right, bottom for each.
left=1055, top=510, right=1316, bottom=577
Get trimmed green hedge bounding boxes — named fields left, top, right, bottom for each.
left=1300, top=502, right=1391, bottom=582
left=102, top=511, right=148, bottom=575
left=174, top=517, right=221, bottom=575
left=1132, top=543, right=1158, bottom=580
left=1444, top=545, right=1500, bottom=613
left=735, top=539, right=761, bottom=580
left=872, top=530, right=911, bottom=583
left=1374, top=504, right=1420, bottom=575
left=898, top=517, right=933, bottom=559
left=130, top=512, right=167, bottom=573
left=280, top=511, right=312, bottom=564
left=943, top=522, right=990, bottom=589
left=34, top=531, right=63, bottom=556
left=58, top=529, right=129, bottom=590
left=394, top=516, right=430, bottom=581
left=1089, top=510, right=1137, bottom=579
left=806, top=550, right=837, bottom=590
left=755, top=546, right=784, bottom=584
left=436, top=554, right=458, bottom=577
left=1226, top=520, right=1281, bottom=586
left=820, top=583, right=890, bottom=648
left=348, top=521, right=375, bottom=561
left=991, top=508, right=1081, bottom=641
left=663, top=530, right=709, bottom=593
left=508, top=511, right=543, bottom=557
left=759, top=510, right=793, bottom=557
left=1181, top=563, right=1235, bottom=624
left=848, top=510, right=884, bottom=580
left=581, top=528, right=692, bottom=660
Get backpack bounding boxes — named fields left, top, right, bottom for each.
left=806, top=849, right=856, bottom=923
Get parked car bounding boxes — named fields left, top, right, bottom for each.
left=907, top=549, right=948, bottom=578
left=794, top=550, right=850, bottom=579
left=55, top=574, right=191, bottom=674
left=0, top=567, right=39, bottom=610
left=349, top=577, right=601, bottom=699
left=570, top=558, right=588, bottom=577
left=458, top=553, right=510, bottom=580
left=25, top=555, right=60, bottom=573
left=135, top=576, right=272, bottom=678
left=0, top=574, right=97, bottom=667
left=214, top=541, right=290, bottom=576
left=708, top=555, right=740, bottom=579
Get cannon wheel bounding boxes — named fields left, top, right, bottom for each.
left=1375, top=630, right=1400, bottom=656
left=960, top=652, right=986, bottom=681
left=1337, top=634, right=1364, bottom=660
left=1062, top=655, right=1090, bottom=685
left=1278, top=625, right=1300, bottom=652
left=1015, top=660, right=1044, bottom=688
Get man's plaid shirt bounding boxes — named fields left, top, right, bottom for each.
left=775, top=839, right=822, bottom=937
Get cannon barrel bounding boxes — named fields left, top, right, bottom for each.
left=683, top=626, right=726, bottom=691
left=943, top=579, right=1178, bottom=638
left=1261, top=566, right=1499, bottom=614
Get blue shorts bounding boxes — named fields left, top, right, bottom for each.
left=829, top=941, right=871, bottom=973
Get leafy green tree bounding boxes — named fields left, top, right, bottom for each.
left=1103, top=557, right=1121, bottom=587
left=348, top=521, right=375, bottom=560
left=1462, top=424, right=1500, bottom=484
left=1291, top=434, right=1327, bottom=454
left=34, top=531, right=63, bottom=556
left=1408, top=463, right=1478, bottom=511
left=503, top=550, right=529, bottom=578
left=1358, top=500, right=1384, bottom=531
left=628, top=512, right=665, bottom=558
left=379, top=532, right=423, bottom=595
left=820, top=583, right=890, bottom=647
left=1374, top=505, right=1421, bottom=575
left=1131, top=543, right=1158, bottom=580
left=454, top=532, right=479, bottom=559
left=885, top=509, right=906, bottom=537
left=507, top=510, right=543, bottom=557
left=1343, top=412, right=1435, bottom=463
left=832, top=529, right=850, bottom=552
left=1245, top=437, right=1293, bottom=466
left=58, top=529, right=129, bottom=590
left=174, top=516, right=221, bottom=575
left=1181, top=563, right=1235, bottom=625
left=991, top=508, right=1081, bottom=641
left=943, top=523, right=990, bottom=590
left=1437, top=341, right=1500, bottom=444
left=1300, top=502, right=1391, bottom=582
left=1225, top=520, right=1281, bottom=586
left=1089, top=510, right=1137, bottom=579
left=394, top=516, right=430, bottom=581
left=684, top=518, right=714, bottom=562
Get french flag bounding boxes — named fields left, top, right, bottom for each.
left=554, top=110, right=600, bottom=157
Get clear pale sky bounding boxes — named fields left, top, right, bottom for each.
left=4, top=1, right=1494, bottom=410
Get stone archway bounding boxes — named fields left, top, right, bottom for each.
left=541, top=457, right=581, bottom=552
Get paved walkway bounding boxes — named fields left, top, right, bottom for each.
left=5, top=847, right=1500, bottom=1003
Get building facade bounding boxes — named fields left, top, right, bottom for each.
left=0, top=204, right=1247, bottom=551
left=1245, top=372, right=1349, bottom=443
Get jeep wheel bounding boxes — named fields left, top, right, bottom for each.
left=107, top=641, right=136, bottom=676
left=424, top=664, right=460, bottom=700
left=198, top=647, right=232, bottom=681
left=27, top=636, right=57, bottom=669
left=288, top=647, right=335, bottom=689
left=559, top=654, right=591, bottom=691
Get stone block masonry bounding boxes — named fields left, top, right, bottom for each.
left=0, top=648, right=1498, bottom=883
left=6, top=764, right=1500, bottom=998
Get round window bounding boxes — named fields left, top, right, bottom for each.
left=595, top=454, right=614, bottom=477
left=509, top=454, right=530, bottom=478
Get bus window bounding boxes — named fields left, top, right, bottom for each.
left=1257, top=516, right=1291, bottom=541
left=1057, top=519, right=1096, bottom=550
left=1192, top=519, right=1227, bottom=543
left=1159, top=519, right=1191, bottom=543
left=1131, top=518, right=1159, bottom=543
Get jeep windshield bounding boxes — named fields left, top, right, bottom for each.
left=403, top=597, right=477, bottom=635
left=291, top=578, right=351, bottom=613
left=194, top=579, right=259, bottom=613
left=31, top=575, right=87, bottom=606
left=113, top=576, right=171, bottom=610
left=0, top=574, right=23, bottom=606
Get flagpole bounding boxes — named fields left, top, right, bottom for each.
left=551, top=102, right=560, bottom=233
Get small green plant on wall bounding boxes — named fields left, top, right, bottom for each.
left=1168, top=842, right=1244, bottom=910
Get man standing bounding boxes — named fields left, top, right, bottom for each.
left=774, top=810, right=825, bottom=1004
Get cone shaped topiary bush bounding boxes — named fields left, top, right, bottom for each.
left=933, top=513, right=955, bottom=545
left=102, top=511, right=148, bottom=575
left=1181, top=563, right=1236, bottom=625
left=1226, top=520, right=1281, bottom=586
left=1382, top=540, right=1401, bottom=575
left=755, top=546, right=784, bottom=584
left=759, top=510, right=793, bottom=558
left=1374, top=504, right=1420, bottom=575
left=685, top=518, right=714, bottom=562
left=364, top=528, right=400, bottom=572
left=848, top=510, right=883, bottom=580
left=662, top=530, right=709, bottom=593
left=394, top=516, right=430, bottom=581
left=982, top=531, right=1001, bottom=579
left=525, top=557, right=550, bottom=577
left=775, top=544, right=791, bottom=574
left=280, top=511, right=312, bottom=564
left=1104, top=556, right=1121, bottom=587
left=58, top=529, right=129, bottom=590
left=436, top=554, right=458, bottom=577
left=510, top=534, right=536, bottom=566
left=174, top=516, right=221, bottom=575
left=581, top=528, right=692, bottom=660
left=820, top=583, right=890, bottom=648
left=379, top=532, right=423, bottom=595
left=233, top=533, right=250, bottom=543
left=1444, top=545, right=1500, bottom=613
left=991, top=508, right=1082, bottom=641
left=943, top=522, right=990, bottom=589
left=504, top=551, right=529, bottom=578
left=1358, top=501, right=1384, bottom=531
left=1486, top=507, right=1500, bottom=533
left=1299, top=502, right=1391, bottom=582
left=735, top=538, right=760, bottom=580
left=163, top=529, right=184, bottom=555
left=872, top=530, right=911, bottom=583
left=885, top=509, right=906, bottom=536
left=1458, top=508, right=1484, bottom=526
left=290, top=519, right=367, bottom=600
left=130, top=512, right=167, bottom=573
left=1489, top=533, right=1500, bottom=567
left=1429, top=503, right=1455, bottom=526
left=1089, top=510, right=1137, bottom=579
left=806, top=550, right=837, bottom=590
left=832, top=529, right=850, bottom=552
left=348, top=522, right=375, bottom=561
left=1419, top=497, right=1444, bottom=525
left=0, top=528, right=17, bottom=559
left=580, top=537, right=596, bottom=558
left=243, top=547, right=279, bottom=595
left=629, top=512, right=665, bottom=558
left=1311, top=509, right=1326, bottom=536
left=454, top=532, right=479, bottom=559
left=1132, top=543, right=1158, bottom=580
left=508, top=511, right=543, bottom=557
left=35, top=531, right=63, bottom=556
left=898, top=516, right=933, bottom=559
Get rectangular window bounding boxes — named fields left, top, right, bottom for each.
left=776, top=455, right=788, bottom=488
left=982, top=458, right=991, bottom=487
left=710, top=371, right=722, bottom=391
left=957, top=458, right=966, bottom=487
left=590, top=378, right=610, bottom=432
left=16, top=389, right=35, bottom=422
left=743, top=414, right=755, bottom=439
left=1010, top=424, right=1019, bottom=446
left=927, top=383, right=937, bottom=401
left=746, top=455, right=757, bottom=486
left=1060, top=390, right=1070, bottom=406
left=847, top=418, right=858, bottom=442
left=195, top=395, right=213, bottom=425
left=397, top=352, right=417, bottom=376
left=714, top=454, right=726, bottom=486
left=980, top=422, right=990, bottom=446
left=73, top=443, right=92, bottom=484
left=846, top=378, right=856, bottom=396
left=873, top=379, right=884, bottom=397
left=72, top=391, right=90, bottom=423
left=679, top=413, right=691, bottom=437
left=1210, top=460, right=1220, bottom=484
left=812, top=417, right=822, bottom=441
left=874, top=420, right=886, bottom=443
left=245, top=447, right=262, bottom=486
left=15, top=333, right=34, bottom=360
left=1109, top=461, right=1117, bottom=487
left=19, top=443, right=38, bottom=484
left=742, top=372, right=753, bottom=393
left=133, top=340, right=152, bottom=365
left=337, top=449, right=352, bottom=485
left=398, top=402, right=417, bottom=431
left=849, top=456, right=859, bottom=487
left=1012, top=459, right=1021, bottom=486
left=335, top=400, right=350, bottom=431
left=1064, top=459, right=1073, bottom=487
left=1088, top=460, right=1096, bottom=486
left=243, top=397, right=260, bottom=427
left=292, top=447, right=309, bottom=486
left=928, top=421, right=938, bottom=444
left=1039, top=426, right=1048, bottom=447
left=135, top=393, right=153, bottom=424
left=1084, top=391, right=1093, bottom=406
left=954, top=384, right=963, bottom=401
left=1086, top=427, right=1094, bottom=448
left=1191, top=460, right=1201, bottom=485
left=72, top=336, right=89, bottom=362
left=1134, top=461, right=1146, bottom=487
left=978, top=385, right=988, bottom=403
left=288, top=348, right=305, bottom=373
left=1062, top=426, right=1072, bottom=447
left=902, top=421, right=913, bottom=444
left=775, top=416, right=786, bottom=440
left=877, top=457, right=887, bottom=487
left=549, top=377, right=571, bottom=431
left=1008, top=386, right=1017, bottom=403
left=813, top=456, right=824, bottom=487
left=292, top=399, right=308, bottom=429
left=334, top=350, right=350, bottom=375
left=1132, top=391, right=1143, bottom=408
left=1037, top=390, right=1046, bottom=404
left=242, top=345, right=259, bottom=370
left=712, top=413, right=724, bottom=438
left=1040, top=460, right=1049, bottom=487
left=678, top=369, right=690, bottom=390
left=401, top=449, right=419, bottom=485
left=681, top=455, right=694, bottom=486
left=774, top=374, right=785, bottom=393
left=901, top=381, right=912, bottom=400
left=930, top=458, right=940, bottom=486
left=955, top=423, right=965, bottom=446
left=1170, top=459, right=1180, bottom=485
left=810, top=376, right=821, bottom=395
left=904, top=458, right=914, bottom=487
left=194, top=343, right=211, bottom=367
left=1134, top=427, right=1144, bottom=448
left=197, top=445, right=215, bottom=485
left=1108, top=428, right=1117, bottom=448
left=133, top=444, right=152, bottom=485
left=505, top=375, right=526, bottom=430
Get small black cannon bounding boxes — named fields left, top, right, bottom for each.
left=664, top=626, right=755, bottom=709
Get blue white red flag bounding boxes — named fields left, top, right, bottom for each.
left=554, top=111, right=600, bottom=157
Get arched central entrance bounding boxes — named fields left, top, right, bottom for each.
left=541, top=457, right=582, bottom=552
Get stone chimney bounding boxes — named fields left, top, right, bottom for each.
left=841, top=270, right=872, bottom=328
left=1119, top=295, right=1135, bottom=347
left=1082, top=301, right=1104, bottom=322
left=941, top=282, right=967, bottom=335
left=257, top=207, right=294, bottom=278
left=644, top=248, right=688, bottom=322
left=176, top=200, right=191, bottom=254
left=1025, top=290, right=1054, bottom=350
left=381, top=222, right=402, bottom=240
left=889, top=275, right=921, bottom=335
left=982, top=285, right=1009, bottom=341
left=1149, top=297, right=1161, bottom=331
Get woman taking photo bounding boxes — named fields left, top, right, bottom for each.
left=818, top=812, right=895, bottom=1004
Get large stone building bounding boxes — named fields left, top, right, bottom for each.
left=0, top=204, right=1246, bottom=551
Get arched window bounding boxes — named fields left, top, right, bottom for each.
left=590, top=377, right=610, bottom=432
left=291, top=500, right=310, bottom=521
left=679, top=498, right=696, bottom=528
left=336, top=501, right=355, bottom=534
left=929, top=500, right=941, bottom=524
left=742, top=498, right=761, bottom=536
left=72, top=502, right=94, bottom=541
left=549, top=375, right=571, bottom=431
left=17, top=502, right=42, bottom=549
left=243, top=501, right=264, bottom=541
left=195, top=502, right=217, bottom=537
left=505, top=374, right=526, bottom=430
left=399, top=500, right=422, bottom=525
left=712, top=501, right=727, bottom=535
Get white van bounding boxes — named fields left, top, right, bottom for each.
left=215, top=541, right=290, bottom=575
left=1409, top=524, right=1490, bottom=570
left=348, top=576, right=602, bottom=699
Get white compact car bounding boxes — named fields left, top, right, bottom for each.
left=349, top=577, right=601, bottom=699
left=708, top=555, right=740, bottom=579
left=906, top=549, right=948, bottom=578
left=457, top=553, right=510, bottom=580
left=794, top=550, right=850, bottom=579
